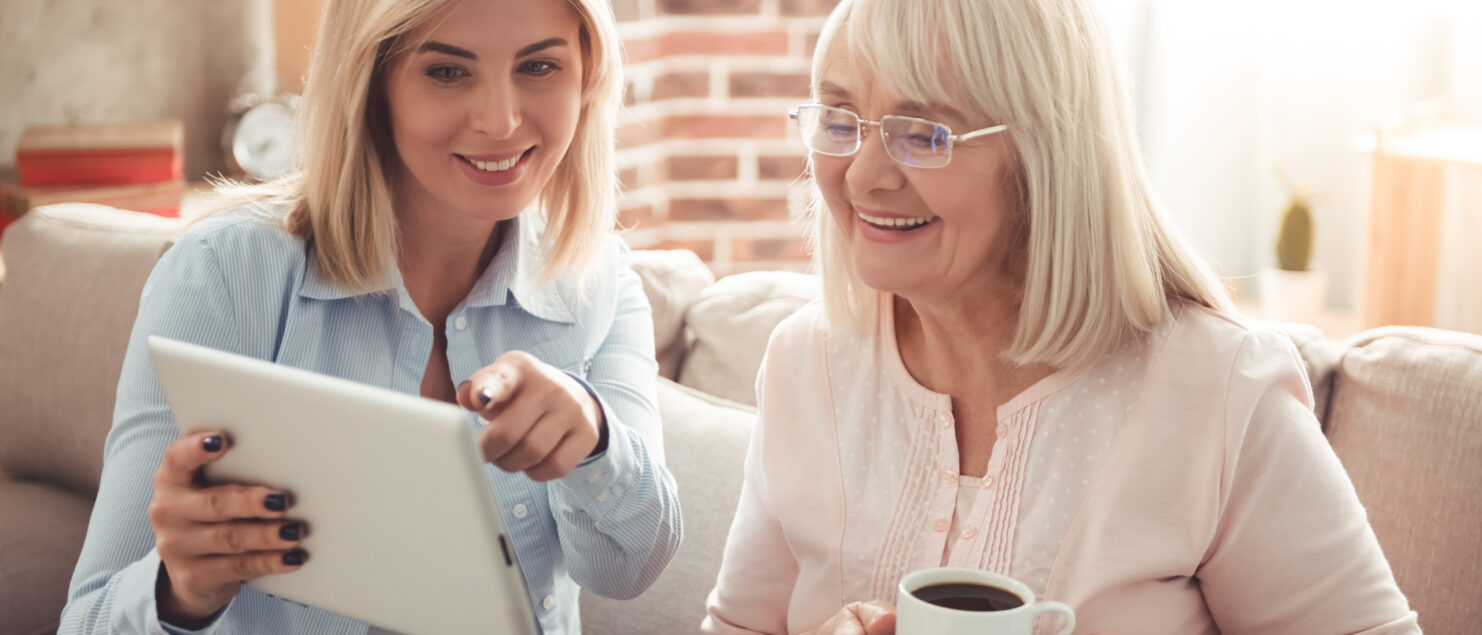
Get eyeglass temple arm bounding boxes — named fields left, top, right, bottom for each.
left=952, top=124, right=1009, bottom=142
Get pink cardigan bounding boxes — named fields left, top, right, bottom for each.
left=703, top=300, right=1419, bottom=634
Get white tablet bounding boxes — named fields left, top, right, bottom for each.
left=147, top=335, right=538, bottom=635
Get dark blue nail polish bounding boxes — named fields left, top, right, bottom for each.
left=282, top=550, right=304, bottom=566
left=279, top=523, right=301, bottom=541
left=478, top=386, right=494, bottom=407
left=202, top=436, right=223, bottom=452
left=264, top=493, right=286, bottom=512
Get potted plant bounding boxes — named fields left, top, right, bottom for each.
left=1260, top=170, right=1328, bottom=323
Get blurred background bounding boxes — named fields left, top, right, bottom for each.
left=1, top=0, right=1478, bottom=336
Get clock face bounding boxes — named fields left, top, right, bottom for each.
left=232, top=102, right=299, bottom=181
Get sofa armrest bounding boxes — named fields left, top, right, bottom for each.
left=0, top=203, right=181, bottom=497
left=1326, top=326, right=1482, bottom=634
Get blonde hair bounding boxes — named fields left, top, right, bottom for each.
left=807, top=0, right=1233, bottom=370
left=216, top=0, right=623, bottom=291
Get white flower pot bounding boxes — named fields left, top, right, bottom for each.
left=1260, top=266, right=1329, bottom=324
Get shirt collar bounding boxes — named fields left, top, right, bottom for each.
left=298, top=212, right=577, bottom=324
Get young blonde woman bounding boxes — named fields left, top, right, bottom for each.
left=704, top=0, right=1417, bottom=633
left=61, top=0, right=681, bottom=632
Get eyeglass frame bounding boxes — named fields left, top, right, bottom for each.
left=788, top=103, right=1010, bottom=168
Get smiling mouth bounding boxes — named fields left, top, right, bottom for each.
left=457, top=148, right=533, bottom=173
left=857, top=210, right=937, bottom=231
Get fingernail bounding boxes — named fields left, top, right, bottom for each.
left=264, top=493, right=286, bottom=512
left=202, top=435, right=223, bottom=453
left=478, top=386, right=494, bottom=407
left=282, top=550, right=305, bottom=566
left=279, top=523, right=301, bottom=541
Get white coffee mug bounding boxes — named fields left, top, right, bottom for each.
left=895, top=568, right=1075, bottom=635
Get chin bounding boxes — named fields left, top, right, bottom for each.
left=457, top=188, right=536, bottom=221
left=853, top=255, right=923, bottom=296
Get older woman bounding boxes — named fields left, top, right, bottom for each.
left=703, top=0, right=1417, bottom=633
left=61, top=0, right=680, bottom=633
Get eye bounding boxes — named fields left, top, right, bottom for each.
left=519, top=60, right=560, bottom=76
left=825, top=123, right=856, bottom=140
left=426, top=65, right=468, bottom=83
left=904, top=133, right=939, bottom=149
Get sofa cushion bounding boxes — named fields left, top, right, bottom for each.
left=627, top=249, right=715, bottom=381
left=0, top=204, right=181, bottom=496
left=678, top=271, right=820, bottom=406
left=581, top=377, right=754, bottom=635
left=1325, top=326, right=1482, bottom=634
left=0, top=479, right=95, bottom=635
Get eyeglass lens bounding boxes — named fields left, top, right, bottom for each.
left=795, top=106, right=953, bottom=168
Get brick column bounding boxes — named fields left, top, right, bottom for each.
left=615, top=0, right=840, bottom=275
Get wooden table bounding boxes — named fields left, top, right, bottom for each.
left=1351, top=116, right=1482, bottom=329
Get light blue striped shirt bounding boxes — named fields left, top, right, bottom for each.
left=60, top=208, right=683, bottom=634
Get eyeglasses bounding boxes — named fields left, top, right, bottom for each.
left=789, top=104, right=1009, bottom=169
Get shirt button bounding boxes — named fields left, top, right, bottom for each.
left=511, top=504, right=528, bottom=519
left=587, top=471, right=603, bottom=484
left=597, top=489, right=611, bottom=503
left=982, top=475, right=996, bottom=490
left=454, top=316, right=468, bottom=330
left=933, top=518, right=950, bottom=532
left=941, top=470, right=958, bottom=484
left=996, top=424, right=1009, bottom=437
left=961, top=526, right=978, bottom=540
left=542, top=595, right=556, bottom=611
left=938, top=415, right=951, bottom=429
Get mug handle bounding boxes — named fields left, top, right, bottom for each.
left=1030, top=600, right=1076, bottom=635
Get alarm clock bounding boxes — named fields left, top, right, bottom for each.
left=222, top=93, right=301, bottom=181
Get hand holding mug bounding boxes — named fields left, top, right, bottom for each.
left=458, top=351, right=607, bottom=482
left=801, top=600, right=897, bottom=635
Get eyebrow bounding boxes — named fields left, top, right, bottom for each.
left=897, top=101, right=968, bottom=125
left=816, top=81, right=969, bottom=124
left=419, top=41, right=477, bottom=60
left=417, top=37, right=568, bottom=61
left=516, top=37, right=568, bottom=58
left=817, top=81, right=851, bottom=100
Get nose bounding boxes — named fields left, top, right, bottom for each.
left=844, top=123, right=906, bottom=195
left=470, top=77, right=521, bottom=139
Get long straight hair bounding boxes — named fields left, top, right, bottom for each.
left=807, top=0, right=1233, bottom=370
left=214, top=0, right=624, bottom=291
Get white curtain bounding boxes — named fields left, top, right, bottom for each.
left=1099, top=0, right=1481, bottom=316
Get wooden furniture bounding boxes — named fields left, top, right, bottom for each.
left=273, top=0, right=325, bottom=93
left=1352, top=104, right=1482, bottom=329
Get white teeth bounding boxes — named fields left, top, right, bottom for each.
left=469, top=154, right=521, bottom=172
left=857, top=211, right=934, bottom=228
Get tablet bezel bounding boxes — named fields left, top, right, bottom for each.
left=148, top=335, right=539, bottom=635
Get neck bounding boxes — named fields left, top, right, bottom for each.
left=893, top=273, right=1046, bottom=397
left=394, top=193, right=504, bottom=320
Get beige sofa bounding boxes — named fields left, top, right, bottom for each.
left=0, top=204, right=1477, bottom=634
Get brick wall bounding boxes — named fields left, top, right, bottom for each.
left=614, top=0, right=840, bottom=275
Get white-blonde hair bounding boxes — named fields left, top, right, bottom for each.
left=807, top=0, right=1233, bottom=370
left=216, top=0, right=623, bottom=291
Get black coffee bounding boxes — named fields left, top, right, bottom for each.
left=910, top=582, right=1025, bottom=612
